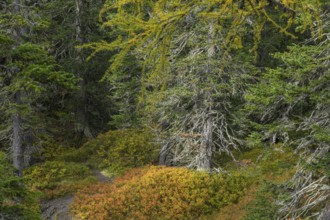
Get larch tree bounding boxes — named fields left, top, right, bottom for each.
left=143, top=21, right=251, bottom=170
left=89, top=0, right=320, bottom=170
left=91, top=0, right=321, bottom=171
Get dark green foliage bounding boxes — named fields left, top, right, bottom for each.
left=245, top=28, right=330, bottom=218
left=0, top=0, right=79, bottom=169
left=245, top=44, right=329, bottom=141
left=0, top=0, right=329, bottom=219
left=0, top=152, right=26, bottom=205
left=10, top=43, right=77, bottom=91
left=42, top=0, right=116, bottom=136
left=0, top=41, right=78, bottom=166
left=0, top=152, right=40, bottom=220
left=244, top=182, right=283, bottom=220
left=307, top=151, right=330, bottom=178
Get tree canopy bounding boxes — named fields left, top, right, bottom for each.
left=0, top=0, right=329, bottom=219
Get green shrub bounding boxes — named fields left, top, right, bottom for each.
left=244, top=181, right=284, bottom=220
left=24, top=161, right=92, bottom=190
left=102, top=164, right=128, bottom=178
left=37, top=136, right=72, bottom=161
left=58, top=129, right=159, bottom=169
left=42, top=176, right=96, bottom=200
left=257, top=146, right=297, bottom=176
left=0, top=152, right=40, bottom=220
left=56, top=147, right=100, bottom=167
left=72, top=166, right=248, bottom=220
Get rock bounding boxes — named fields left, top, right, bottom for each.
left=41, top=196, right=73, bottom=220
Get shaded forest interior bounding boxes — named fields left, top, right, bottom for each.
left=0, top=0, right=329, bottom=219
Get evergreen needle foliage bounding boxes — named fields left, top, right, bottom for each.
left=0, top=0, right=329, bottom=219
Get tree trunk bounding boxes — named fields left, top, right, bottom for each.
left=11, top=0, right=24, bottom=176
left=75, top=0, right=93, bottom=138
left=319, top=200, right=330, bottom=220
left=76, top=85, right=93, bottom=138
left=159, top=142, right=171, bottom=165
left=197, top=118, right=212, bottom=171
left=75, top=0, right=83, bottom=43
left=196, top=22, right=215, bottom=171
left=12, top=92, right=23, bottom=176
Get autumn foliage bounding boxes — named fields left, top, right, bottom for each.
left=71, top=166, right=248, bottom=220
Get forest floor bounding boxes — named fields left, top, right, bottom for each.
left=41, top=170, right=112, bottom=220
left=39, top=145, right=297, bottom=220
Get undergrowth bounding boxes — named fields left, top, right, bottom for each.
left=24, top=161, right=96, bottom=199
left=56, top=129, right=158, bottom=170
left=71, top=166, right=249, bottom=220
left=0, top=152, right=40, bottom=220
left=210, top=144, right=298, bottom=220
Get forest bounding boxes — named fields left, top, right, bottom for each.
left=0, top=0, right=329, bottom=219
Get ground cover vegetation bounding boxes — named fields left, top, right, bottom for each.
left=72, top=166, right=248, bottom=219
left=0, top=0, right=329, bottom=219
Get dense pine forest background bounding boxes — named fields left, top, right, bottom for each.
left=0, top=0, right=329, bottom=219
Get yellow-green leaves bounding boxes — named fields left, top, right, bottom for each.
left=97, top=0, right=321, bottom=85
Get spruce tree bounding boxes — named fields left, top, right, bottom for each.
left=94, top=0, right=321, bottom=170
left=0, top=0, right=76, bottom=175
left=245, top=14, right=330, bottom=219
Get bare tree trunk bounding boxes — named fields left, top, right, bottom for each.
left=11, top=0, right=24, bottom=176
left=197, top=118, right=212, bottom=171
left=12, top=92, right=23, bottom=176
left=318, top=200, right=330, bottom=220
left=75, top=0, right=83, bottom=43
left=159, top=142, right=171, bottom=165
left=75, top=0, right=93, bottom=138
left=196, top=22, right=215, bottom=171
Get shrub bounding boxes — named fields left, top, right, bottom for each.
left=71, top=166, right=248, bottom=220
left=244, top=181, right=284, bottom=220
left=58, top=129, right=159, bottom=169
left=41, top=176, right=96, bottom=200
left=0, top=152, right=40, bottom=220
left=37, top=136, right=72, bottom=161
left=257, top=146, right=297, bottom=176
left=102, top=164, right=128, bottom=178
left=56, top=145, right=98, bottom=165
left=24, top=161, right=92, bottom=190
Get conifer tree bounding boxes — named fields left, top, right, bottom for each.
left=43, top=0, right=115, bottom=139
left=94, top=0, right=321, bottom=170
left=245, top=12, right=330, bottom=219
left=0, top=0, right=76, bottom=175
